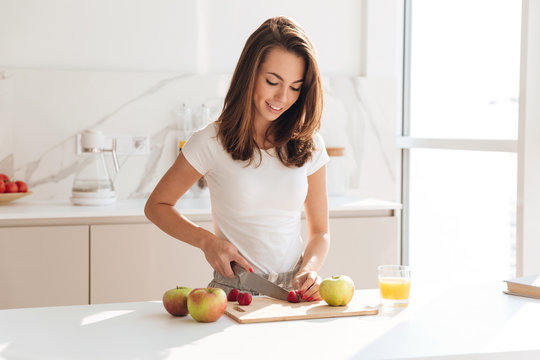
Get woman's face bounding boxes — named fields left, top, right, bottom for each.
left=252, top=47, right=305, bottom=130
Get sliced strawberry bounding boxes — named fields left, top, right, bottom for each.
left=227, top=288, right=240, bottom=301
left=287, top=290, right=300, bottom=303
left=237, top=292, right=252, bottom=305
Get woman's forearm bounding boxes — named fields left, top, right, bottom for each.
left=144, top=201, right=213, bottom=251
left=299, top=231, right=330, bottom=273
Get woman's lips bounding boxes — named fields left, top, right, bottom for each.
left=266, top=101, right=283, bottom=114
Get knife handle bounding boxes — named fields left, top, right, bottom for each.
left=230, top=261, right=245, bottom=275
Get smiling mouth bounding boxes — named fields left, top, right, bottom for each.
left=266, top=102, right=283, bottom=112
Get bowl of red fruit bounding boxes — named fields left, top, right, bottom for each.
left=0, top=173, right=32, bottom=204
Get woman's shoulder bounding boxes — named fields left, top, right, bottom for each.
left=193, top=121, right=219, bottom=139
left=184, top=121, right=219, bottom=152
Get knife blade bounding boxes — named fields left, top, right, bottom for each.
left=231, top=262, right=290, bottom=301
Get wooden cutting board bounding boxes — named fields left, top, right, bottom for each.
left=225, top=292, right=379, bottom=323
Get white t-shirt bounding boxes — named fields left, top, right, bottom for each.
left=182, top=122, right=329, bottom=275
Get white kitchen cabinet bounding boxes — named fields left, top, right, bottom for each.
left=302, top=216, right=399, bottom=288
left=90, top=222, right=215, bottom=304
left=0, top=225, right=89, bottom=309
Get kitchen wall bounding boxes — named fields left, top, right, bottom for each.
left=0, top=0, right=402, bottom=202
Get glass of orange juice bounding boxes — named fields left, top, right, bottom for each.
left=378, top=265, right=411, bottom=307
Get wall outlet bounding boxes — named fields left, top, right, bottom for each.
left=104, top=135, right=150, bottom=155
left=76, top=134, right=150, bottom=155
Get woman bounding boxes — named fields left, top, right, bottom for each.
left=145, top=16, right=329, bottom=302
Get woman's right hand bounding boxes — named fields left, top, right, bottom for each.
left=199, top=233, right=252, bottom=278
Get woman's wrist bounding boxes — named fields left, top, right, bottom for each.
left=298, top=262, right=317, bottom=275
left=196, top=228, right=213, bottom=252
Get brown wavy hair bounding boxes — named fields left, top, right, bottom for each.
left=216, top=16, right=323, bottom=167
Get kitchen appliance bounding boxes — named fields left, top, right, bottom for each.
left=225, top=294, right=378, bottom=323
left=231, top=262, right=289, bottom=301
left=70, top=130, right=119, bottom=206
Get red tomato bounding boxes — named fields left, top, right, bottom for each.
left=0, top=174, right=9, bottom=182
left=5, top=182, right=18, bottom=193
left=15, top=181, right=28, bottom=193
left=0, top=181, right=5, bottom=193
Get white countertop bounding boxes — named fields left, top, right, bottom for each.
left=1, top=284, right=539, bottom=360
left=0, top=196, right=401, bottom=226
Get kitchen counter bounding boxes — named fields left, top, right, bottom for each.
left=0, top=196, right=401, bottom=226
left=1, top=284, right=539, bottom=360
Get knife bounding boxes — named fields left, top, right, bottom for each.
left=231, top=262, right=290, bottom=301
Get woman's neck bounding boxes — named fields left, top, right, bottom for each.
left=253, top=117, right=274, bottom=150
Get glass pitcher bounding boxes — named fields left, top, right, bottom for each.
left=71, top=130, right=119, bottom=206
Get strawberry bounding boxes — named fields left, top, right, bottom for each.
left=287, top=290, right=301, bottom=303
left=227, top=288, right=240, bottom=302
left=237, top=292, right=252, bottom=306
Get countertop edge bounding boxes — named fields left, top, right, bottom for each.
left=0, top=196, right=402, bottom=227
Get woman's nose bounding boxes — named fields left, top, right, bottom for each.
left=274, top=87, right=287, bottom=103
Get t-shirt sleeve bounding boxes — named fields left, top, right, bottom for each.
left=307, top=133, right=330, bottom=176
left=181, top=123, right=216, bottom=175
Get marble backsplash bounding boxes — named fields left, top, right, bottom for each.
left=0, top=69, right=399, bottom=202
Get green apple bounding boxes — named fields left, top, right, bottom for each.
left=319, top=275, right=355, bottom=306
left=162, top=286, right=192, bottom=316
left=187, top=288, right=228, bottom=322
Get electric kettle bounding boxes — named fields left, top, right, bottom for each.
left=70, top=130, right=119, bottom=206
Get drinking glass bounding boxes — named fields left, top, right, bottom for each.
left=378, top=265, right=411, bottom=307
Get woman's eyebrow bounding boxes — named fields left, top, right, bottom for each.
left=267, top=72, right=304, bottom=83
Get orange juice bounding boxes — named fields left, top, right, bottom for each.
left=379, top=277, right=411, bottom=300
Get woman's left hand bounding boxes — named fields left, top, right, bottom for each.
left=293, top=270, right=322, bottom=301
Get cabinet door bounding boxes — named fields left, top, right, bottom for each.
left=90, top=222, right=214, bottom=304
left=302, top=217, right=399, bottom=288
left=0, top=226, right=89, bottom=309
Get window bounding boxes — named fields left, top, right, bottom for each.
left=401, top=0, right=522, bottom=291
left=409, top=0, right=521, bottom=140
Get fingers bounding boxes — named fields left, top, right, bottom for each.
left=220, top=255, right=252, bottom=279
left=203, top=238, right=251, bottom=279
left=294, top=271, right=322, bottom=301
left=222, top=251, right=252, bottom=278
left=233, top=255, right=253, bottom=273
left=219, top=262, right=236, bottom=279
left=205, top=257, right=235, bottom=279
left=300, top=281, right=319, bottom=301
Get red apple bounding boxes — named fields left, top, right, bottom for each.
left=237, top=292, right=252, bottom=305
left=162, top=286, right=192, bottom=316
left=15, top=181, right=28, bottom=193
left=187, top=288, right=227, bottom=322
left=0, top=181, right=5, bottom=194
left=227, top=288, right=240, bottom=301
left=0, top=174, right=8, bottom=182
left=5, top=182, right=18, bottom=193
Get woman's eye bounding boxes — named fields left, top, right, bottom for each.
left=266, top=79, right=278, bottom=86
left=291, top=86, right=301, bottom=92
